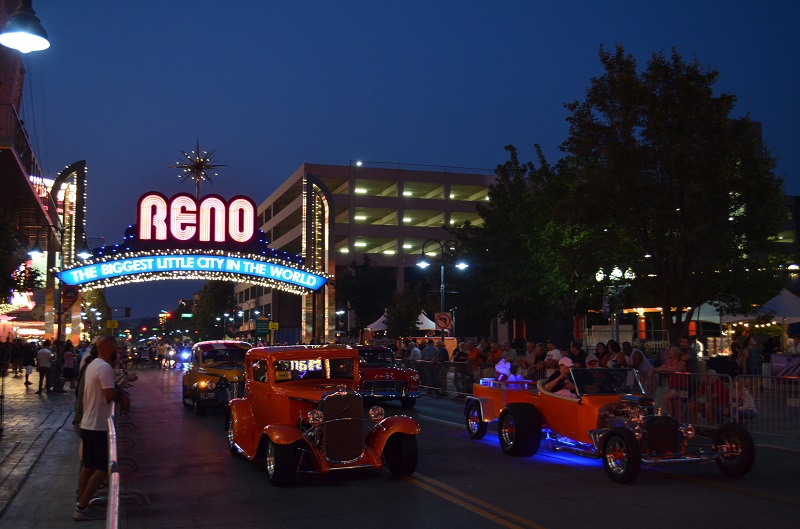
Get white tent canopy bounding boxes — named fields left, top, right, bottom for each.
left=365, top=310, right=437, bottom=331
left=690, top=290, right=800, bottom=324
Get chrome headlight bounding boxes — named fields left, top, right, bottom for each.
left=680, top=424, right=695, bottom=439
left=206, top=380, right=216, bottom=390
left=368, top=406, right=385, bottom=422
left=307, top=409, right=323, bottom=426
left=630, top=423, right=643, bottom=441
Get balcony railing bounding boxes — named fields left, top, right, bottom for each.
left=0, top=103, right=59, bottom=227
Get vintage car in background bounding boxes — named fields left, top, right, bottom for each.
left=226, top=345, right=421, bottom=486
left=182, top=340, right=252, bottom=414
left=465, top=368, right=755, bottom=483
left=357, top=345, right=420, bottom=408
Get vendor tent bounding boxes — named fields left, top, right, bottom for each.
left=690, top=290, right=800, bottom=325
left=759, top=289, right=800, bottom=324
left=365, top=311, right=437, bottom=331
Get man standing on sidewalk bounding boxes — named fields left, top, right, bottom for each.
left=35, top=340, right=53, bottom=394
left=74, top=335, right=118, bottom=521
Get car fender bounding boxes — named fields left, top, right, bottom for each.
left=366, top=415, right=420, bottom=454
left=264, top=424, right=306, bottom=445
left=465, top=396, right=496, bottom=423
left=228, top=399, right=259, bottom=458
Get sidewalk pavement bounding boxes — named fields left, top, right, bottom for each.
left=0, top=370, right=94, bottom=528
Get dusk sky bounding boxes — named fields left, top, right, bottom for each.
left=17, top=1, right=800, bottom=319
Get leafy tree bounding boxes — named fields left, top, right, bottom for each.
left=0, top=210, right=44, bottom=303
left=192, top=281, right=235, bottom=340
left=561, top=45, right=787, bottom=342
left=452, top=146, right=610, bottom=338
left=83, top=289, right=112, bottom=336
left=385, top=284, right=424, bottom=340
left=335, top=255, right=396, bottom=333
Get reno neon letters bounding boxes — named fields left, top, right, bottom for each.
left=138, top=193, right=256, bottom=244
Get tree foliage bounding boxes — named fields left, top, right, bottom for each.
left=561, top=45, right=786, bottom=341
left=0, top=210, right=44, bottom=303
left=334, top=255, right=396, bottom=333
left=450, top=45, right=786, bottom=344
left=192, top=281, right=235, bottom=340
left=385, top=283, right=424, bottom=340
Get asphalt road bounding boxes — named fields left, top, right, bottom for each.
left=118, top=368, right=800, bottom=529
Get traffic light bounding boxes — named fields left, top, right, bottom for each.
left=124, top=308, right=131, bottom=317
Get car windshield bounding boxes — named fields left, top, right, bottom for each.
left=201, top=348, right=248, bottom=364
left=570, top=368, right=644, bottom=396
left=274, top=357, right=355, bottom=383
left=359, top=348, right=397, bottom=366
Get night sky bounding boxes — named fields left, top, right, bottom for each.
left=16, top=1, right=800, bottom=319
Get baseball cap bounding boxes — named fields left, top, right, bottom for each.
left=558, top=357, right=574, bottom=367
left=586, top=355, right=599, bottom=364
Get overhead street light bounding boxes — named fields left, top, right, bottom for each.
left=0, top=0, right=50, bottom=53
left=417, top=239, right=468, bottom=339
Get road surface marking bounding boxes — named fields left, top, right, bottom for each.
left=410, top=473, right=550, bottom=529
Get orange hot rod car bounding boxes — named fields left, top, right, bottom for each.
left=226, top=345, right=421, bottom=486
left=465, top=368, right=755, bottom=483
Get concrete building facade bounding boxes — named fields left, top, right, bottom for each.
left=233, top=161, right=495, bottom=344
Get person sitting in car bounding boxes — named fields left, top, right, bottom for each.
left=544, top=357, right=577, bottom=397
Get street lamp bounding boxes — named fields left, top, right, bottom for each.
left=595, top=266, right=636, bottom=343
left=417, top=239, right=468, bottom=338
left=0, top=0, right=50, bottom=53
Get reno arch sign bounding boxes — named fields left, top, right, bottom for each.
left=56, top=192, right=329, bottom=294
left=138, top=192, right=256, bottom=245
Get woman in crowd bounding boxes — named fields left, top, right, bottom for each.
left=654, top=344, right=687, bottom=420
left=595, top=342, right=609, bottom=368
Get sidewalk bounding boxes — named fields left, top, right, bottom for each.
left=0, top=371, right=90, bottom=528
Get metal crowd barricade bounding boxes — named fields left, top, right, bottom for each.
left=642, top=371, right=735, bottom=427
left=734, top=375, right=800, bottom=438
left=97, top=402, right=150, bottom=529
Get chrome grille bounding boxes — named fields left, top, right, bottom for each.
left=645, top=416, right=680, bottom=454
left=320, top=392, right=364, bottom=464
left=362, top=380, right=407, bottom=394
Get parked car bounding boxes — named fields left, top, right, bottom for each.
left=357, top=345, right=420, bottom=408
left=464, top=367, right=755, bottom=483
left=182, top=341, right=251, bottom=414
left=226, top=344, right=421, bottom=486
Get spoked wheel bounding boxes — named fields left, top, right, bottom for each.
left=602, top=427, right=641, bottom=483
left=225, top=414, right=238, bottom=455
left=714, top=423, right=755, bottom=477
left=497, top=404, right=541, bottom=457
left=465, top=401, right=487, bottom=440
left=266, top=440, right=295, bottom=486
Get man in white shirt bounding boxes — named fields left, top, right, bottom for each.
left=74, top=336, right=118, bottom=521
left=35, top=340, right=53, bottom=394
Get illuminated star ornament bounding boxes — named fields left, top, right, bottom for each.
left=172, top=140, right=227, bottom=199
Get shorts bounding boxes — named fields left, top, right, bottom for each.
left=80, top=429, right=109, bottom=471
left=26, top=365, right=33, bottom=375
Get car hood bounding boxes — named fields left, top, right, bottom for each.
left=272, top=380, right=358, bottom=401
left=360, top=366, right=412, bottom=379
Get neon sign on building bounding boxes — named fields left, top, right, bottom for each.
left=57, top=192, right=329, bottom=294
